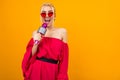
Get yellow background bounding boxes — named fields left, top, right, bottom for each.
left=0, top=0, right=120, bottom=80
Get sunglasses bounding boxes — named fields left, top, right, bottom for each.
left=41, top=12, right=53, bottom=18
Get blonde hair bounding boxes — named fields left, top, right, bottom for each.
left=41, top=3, right=56, bottom=16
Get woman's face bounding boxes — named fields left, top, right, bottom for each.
left=40, top=6, right=55, bottom=27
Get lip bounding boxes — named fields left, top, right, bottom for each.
left=44, top=18, right=51, bottom=23
left=45, top=19, right=50, bottom=22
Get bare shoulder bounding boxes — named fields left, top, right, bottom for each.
left=55, top=28, right=67, bottom=43
left=55, top=28, right=67, bottom=33
left=60, top=28, right=67, bottom=33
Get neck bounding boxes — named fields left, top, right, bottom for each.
left=47, top=26, right=54, bottom=30
left=47, top=23, right=54, bottom=30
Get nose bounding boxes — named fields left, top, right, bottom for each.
left=46, top=12, right=49, bottom=17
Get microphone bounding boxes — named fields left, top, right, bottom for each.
left=34, top=23, right=47, bottom=45
left=37, top=23, right=48, bottom=36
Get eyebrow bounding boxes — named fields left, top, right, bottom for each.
left=41, top=11, right=46, bottom=13
left=48, top=10, right=53, bottom=12
left=41, top=10, right=53, bottom=13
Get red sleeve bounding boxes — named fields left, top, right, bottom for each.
left=21, top=38, right=37, bottom=79
left=57, top=43, right=69, bottom=80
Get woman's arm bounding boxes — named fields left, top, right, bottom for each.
left=32, top=44, right=39, bottom=56
left=57, top=28, right=69, bottom=80
left=61, top=28, right=67, bottom=43
left=32, top=30, right=42, bottom=56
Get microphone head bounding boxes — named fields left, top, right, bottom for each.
left=42, top=23, right=47, bottom=28
left=37, top=23, right=47, bottom=35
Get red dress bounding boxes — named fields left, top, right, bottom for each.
left=22, top=37, right=69, bottom=80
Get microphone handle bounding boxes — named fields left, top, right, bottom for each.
left=37, top=26, right=47, bottom=37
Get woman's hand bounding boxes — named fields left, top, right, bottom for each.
left=32, top=30, right=42, bottom=56
left=32, top=30, right=42, bottom=41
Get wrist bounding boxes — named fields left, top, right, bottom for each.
left=34, top=40, right=40, bottom=45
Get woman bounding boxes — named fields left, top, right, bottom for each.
left=22, top=3, right=69, bottom=80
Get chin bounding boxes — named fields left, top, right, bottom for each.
left=47, top=23, right=52, bottom=27
left=46, top=22, right=53, bottom=27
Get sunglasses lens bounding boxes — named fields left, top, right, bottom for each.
left=48, top=12, right=53, bottom=17
left=41, top=13, right=46, bottom=18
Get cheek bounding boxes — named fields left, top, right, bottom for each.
left=41, top=17, right=45, bottom=21
left=51, top=16, right=55, bottom=20
left=50, top=18, right=54, bottom=23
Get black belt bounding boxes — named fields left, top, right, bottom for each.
left=36, top=57, right=59, bottom=64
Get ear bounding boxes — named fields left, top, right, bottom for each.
left=54, top=13, right=56, bottom=21
left=54, top=12, right=56, bottom=17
